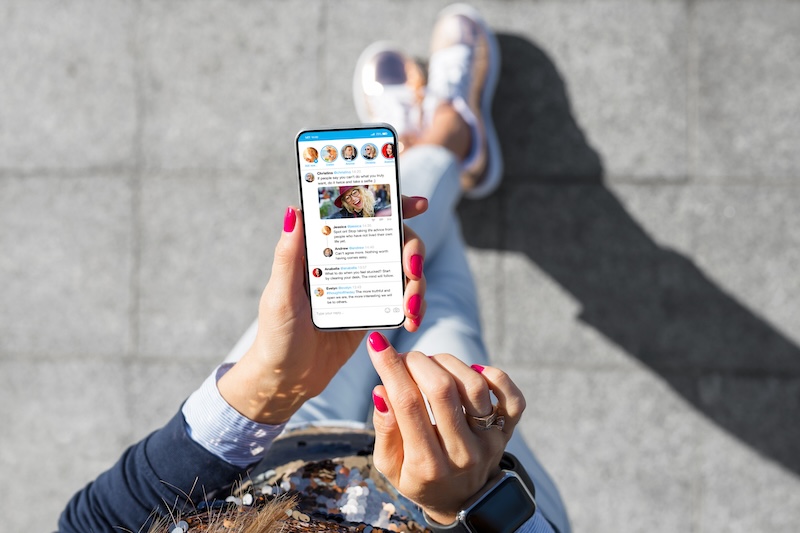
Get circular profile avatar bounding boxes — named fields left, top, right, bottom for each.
left=315, top=287, right=324, bottom=297
left=321, top=225, right=332, bottom=235
left=341, top=144, right=358, bottom=161
left=305, top=172, right=315, bottom=183
left=303, top=147, right=318, bottom=163
left=382, top=143, right=395, bottom=159
left=321, top=145, right=338, bottom=163
left=323, top=247, right=333, bottom=257
left=361, top=143, right=378, bottom=160
left=312, top=268, right=323, bottom=278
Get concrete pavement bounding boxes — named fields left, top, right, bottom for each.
left=1, top=1, right=799, bottom=531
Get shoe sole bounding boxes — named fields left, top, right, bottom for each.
left=438, top=4, right=503, bottom=199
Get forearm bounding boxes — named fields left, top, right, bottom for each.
left=59, top=365, right=286, bottom=532
left=58, top=411, right=248, bottom=533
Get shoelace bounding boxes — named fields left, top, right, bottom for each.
left=426, top=44, right=473, bottom=103
left=366, top=84, right=421, bottom=137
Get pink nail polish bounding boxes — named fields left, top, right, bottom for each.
left=410, top=254, right=423, bottom=278
left=283, top=207, right=296, bottom=233
left=372, top=392, right=389, bottom=413
left=471, top=364, right=485, bottom=374
left=368, top=331, right=390, bottom=352
left=407, top=294, right=421, bottom=316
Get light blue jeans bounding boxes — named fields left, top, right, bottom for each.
left=227, top=145, right=571, bottom=533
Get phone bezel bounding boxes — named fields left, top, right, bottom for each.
left=294, top=123, right=405, bottom=331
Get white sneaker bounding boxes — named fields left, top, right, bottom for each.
left=425, top=4, right=502, bottom=199
left=353, top=42, right=426, bottom=140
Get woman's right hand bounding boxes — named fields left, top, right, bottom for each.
left=366, top=332, right=527, bottom=525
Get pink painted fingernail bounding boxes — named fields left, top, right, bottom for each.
left=407, top=294, right=421, bottom=316
left=283, top=207, right=296, bottom=233
left=471, top=364, right=485, bottom=374
left=410, top=254, right=423, bottom=278
left=368, top=331, right=390, bottom=352
left=410, top=316, right=421, bottom=328
left=372, top=392, right=389, bottom=413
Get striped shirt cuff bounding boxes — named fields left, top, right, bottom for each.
left=519, top=508, right=557, bottom=533
left=182, top=363, right=286, bottom=468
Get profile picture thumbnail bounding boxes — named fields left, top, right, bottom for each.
left=361, top=143, right=378, bottom=160
left=321, top=225, right=332, bottom=235
left=342, top=144, right=358, bottom=161
left=315, top=287, right=324, bottom=297
left=312, top=268, right=322, bottom=278
left=382, top=143, right=395, bottom=159
left=303, top=147, right=318, bottom=163
left=321, top=145, right=338, bottom=163
left=305, top=172, right=315, bottom=183
left=323, top=247, right=333, bottom=257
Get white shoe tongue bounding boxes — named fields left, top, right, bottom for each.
left=426, top=44, right=473, bottom=102
left=367, top=84, right=420, bottom=137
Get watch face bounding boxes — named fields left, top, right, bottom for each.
left=464, top=476, right=535, bottom=533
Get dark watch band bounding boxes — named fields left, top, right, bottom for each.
left=423, top=453, right=537, bottom=533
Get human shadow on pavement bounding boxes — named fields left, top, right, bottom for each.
left=458, top=34, right=800, bottom=474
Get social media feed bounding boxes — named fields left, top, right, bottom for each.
left=298, top=130, right=404, bottom=329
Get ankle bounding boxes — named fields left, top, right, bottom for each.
left=419, top=102, right=472, bottom=160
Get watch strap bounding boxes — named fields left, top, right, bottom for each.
left=500, top=452, right=535, bottom=498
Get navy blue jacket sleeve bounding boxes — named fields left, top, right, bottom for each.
left=58, top=410, right=249, bottom=533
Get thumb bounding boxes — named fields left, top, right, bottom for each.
left=259, top=207, right=308, bottom=320
left=269, top=207, right=307, bottom=296
left=371, top=385, right=403, bottom=481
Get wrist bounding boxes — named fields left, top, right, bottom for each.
left=217, top=358, right=308, bottom=425
left=423, top=459, right=536, bottom=533
left=423, top=509, right=458, bottom=527
left=421, top=466, right=501, bottom=528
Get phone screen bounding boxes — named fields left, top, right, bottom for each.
left=295, top=124, right=405, bottom=330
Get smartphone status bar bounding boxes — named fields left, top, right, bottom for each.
left=298, top=128, right=394, bottom=142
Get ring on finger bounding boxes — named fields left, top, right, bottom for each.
left=466, top=404, right=505, bottom=431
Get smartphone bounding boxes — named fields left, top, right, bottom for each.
left=295, top=124, right=405, bottom=330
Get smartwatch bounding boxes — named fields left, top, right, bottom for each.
left=423, top=453, right=537, bottom=533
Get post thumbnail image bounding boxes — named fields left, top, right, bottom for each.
left=318, top=184, right=392, bottom=219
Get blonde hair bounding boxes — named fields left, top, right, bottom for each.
left=303, top=147, right=318, bottom=162
left=148, top=495, right=302, bottom=533
left=342, top=186, right=375, bottom=217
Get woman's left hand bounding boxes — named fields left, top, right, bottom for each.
left=217, top=196, right=428, bottom=425
left=367, top=333, right=527, bottom=525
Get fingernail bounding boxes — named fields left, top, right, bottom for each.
left=410, top=316, right=421, bottom=328
left=283, top=207, right=296, bottom=233
left=368, top=331, right=390, bottom=352
left=407, top=294, right=421, bottom=316
left=411, top=195, right=427, bottom=201
left=372, top=392, right=389, bottom=413
left=471, top=364, right=485, bottom=374
left=410, top=254, right=423, bottom=278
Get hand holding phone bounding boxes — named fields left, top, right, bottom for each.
left=296, top=124, right=408, bottom=330
left=217, top=197, right=428, bottom=424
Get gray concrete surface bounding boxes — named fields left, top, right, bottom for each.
left=2, top=1, right=799, bottom=531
